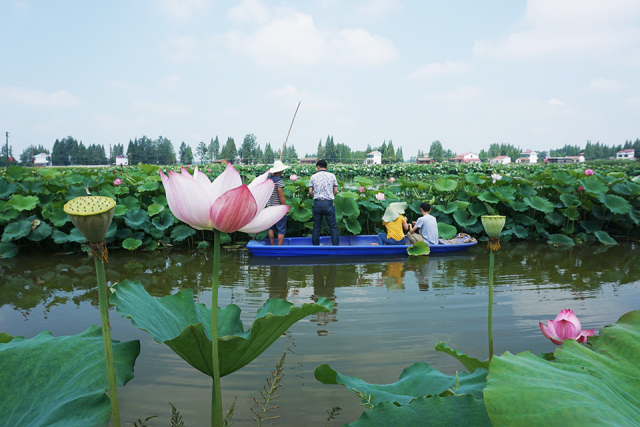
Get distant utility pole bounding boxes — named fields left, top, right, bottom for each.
left=109, top=144, right=111, bottom=166
left=5, top=132, right=8, bottom=168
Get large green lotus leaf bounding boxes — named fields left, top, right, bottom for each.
left=593, top=230, right=618, bottom=245
left=0, top=325, right=140, bottom=427
left=335, top=196, right=359, bottom=220
left=579, top=220, right=601, bottom=234
left=560, top=207, right=580, bottom=221
left=0, top=180, right=19, bottom=198
left=464, top=185, right=479, bottom=197
left=465, top=173, right=486, bottom=185
left=42, top=207, right=70, bottom=227
left=343, top=216, right=362, bottom=235
left=152, top=212, right=175, bottom=230
left=0, top=205, right=20, bottom=223
left=354, top=176, right=374, bottom=186
left=290, top=200, right=313, bottom=222
left=37, top=168, right=60, bottom=179
left=121, top=196, right=141, bottom=210
left=598, top=194, right=631, bottom=215
left=512, top=213, right=535, bottom=226
left=28, top=221, right=53, bottom=242
left=438, top=222, right=457, bottom=239
left=517, top=185, right=537, bottom=198
left=435, top=342, right=489, bottom=373
left=18, top=180, right=43, bottom=194
left=505, top=224, right=529, bottom=239
left=560, top=193, right=581, bottom=207
left=456, top=200, right=470, bottom=210
left=612, top=183, right=632, bottom=196
left=152, top=195, right=167, bottom=206
left=64, top=185, right=88, bottom=201
left=545, top=210, right=565, bottom=226
left=51, top=230, right=70, bottom=244
left=523, top=196, right=554, bottom=213
left=625, top=181, right=640, bottom=196
left=6, top=166, right=26, bottom=180
left=110, top=280, right=333, bottom=377
left=146, top=203, right=164, bottom=217
left=453, top=210, right=478, bottom=228
left=65, top=174, right=86, bottom=185
left=67, top=228, right=87, bottom=243
left=547, top=234, right=575, bottom=247
left=137, top=181, right=159, bottom=192
left=124, top=208, right=150, bottom=230
left=407, top=241, right=430, bottom=256
left=484, top=311, right=640, bottom=427
left=434, top=177, right=458, bottom=192
left=435, top=202, right=458, bottom=214
left=122, top=238, right=143, bottom=250
left=478, top=191, right=500, bottom=203
left=170, top=224, right=195, bottom=241
left=315, top=363, right=488, bottom=405
left=468, top=203, right=488, bottom=217
left=345, top=396, right=492, bottom=427
left=492, top=186, right=516, bottom=202
left=554, top=171, right=577, bottom=186
left=7, top=194, right=39, bottom=212
left=361, top=200, right=382, bottom=212
left=510, top=201, right=530, bottom=212
left=1, top=220, right=33, bottom=242
left=0, top=242, right=18, bottom=258
left=580, top=178, right=608, bottom=195
left=0, top=332, right=13, bottom=343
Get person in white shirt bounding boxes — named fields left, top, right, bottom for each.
left=407, top=202, right=438, bottom=246
left=309, top=159, right=339, bottom=245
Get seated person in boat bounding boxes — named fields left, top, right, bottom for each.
left=408, top=202, right=438, bottom=246
left=377, top=202, right=409, bottom=245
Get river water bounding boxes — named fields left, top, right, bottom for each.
left=1, top=242, right=639, bottom=426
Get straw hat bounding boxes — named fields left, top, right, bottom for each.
left=382, top=202, right=407, bottom=223
left=269, top=160, right=290, bottom=173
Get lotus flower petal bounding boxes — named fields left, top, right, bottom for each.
left=249, top=179, right=275, bottom=210
left=210, top=164, right=243, bottom=204
left=554, top=319, right=579, bottom=341
left=210, top=185, right=257, bottom=233
left=192, top=166, right=212, bottom=188
left=239, top=205, right=290, bottom=233
left=161, top=170, right=213, bottom=230
left=577, top=328, right=595, bottom=343
left=555, top=308, right=581, bottom=331
left=248, top=170, right=270, bottom=189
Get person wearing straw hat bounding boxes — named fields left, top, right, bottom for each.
left=267, top=160, right=290, bottom=245
left=378, top=202, right=409, bottom=245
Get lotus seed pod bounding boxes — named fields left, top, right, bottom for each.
left=481, top=215, right=506, bottom=252
left=64, top=196, right=116, bottom=243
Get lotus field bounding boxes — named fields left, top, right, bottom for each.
left=1, top=161, right=639, bottom=258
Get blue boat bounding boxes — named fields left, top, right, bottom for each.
left=246, top=235, right=477, bottom=257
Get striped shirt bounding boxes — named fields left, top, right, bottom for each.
left=267, top=175, right=285, bottom=207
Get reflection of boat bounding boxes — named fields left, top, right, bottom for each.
left=246, top=235, right=477, bottom=257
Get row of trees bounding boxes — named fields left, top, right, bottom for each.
left=551, top=140, right=640, bottom=160
left=51, top=137, right=108, bottom=166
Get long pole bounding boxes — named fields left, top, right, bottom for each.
left=5, top=132, right=8, bottom=168
left=280, top=102, right=301, bottom=161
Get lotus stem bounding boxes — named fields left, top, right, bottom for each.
left=211, top=229, right=223, bottom=427
left=95, top=257, right=120, bottom=427
left=488, top=250, right=494, bottom=360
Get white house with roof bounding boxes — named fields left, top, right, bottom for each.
left=364, top=151, right=382, bottom=165
left=617, top=149, right=636, bottom=160
left=115, top=155, right=128, bottom=166
left=33, top=153, right=51, bottom=167
left=449, top=152, right=480, bottom=163
left=490, top=156, right=511, bottom=164
left=515, top=149, right=538, bottom=164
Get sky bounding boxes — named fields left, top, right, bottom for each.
left=1, top=0, right=640, bottom=160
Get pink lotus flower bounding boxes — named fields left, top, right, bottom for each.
left=359, top=186, right=365, bottom=193
left=160, top=164, right=288, bottom=233
left=578, top=186, right=585, bottom=192
left=584, top=169, right=594, bottom=176
left=540, top=309, right=595, bottom=345
left=390, top=177, right=395, bottom=183
left=375, top=192, right=385, bottom=201
left=491, top=173, right=502, bottom=184
left=113, top=178, right=123, bottom=186
left=290, top=174, right=298, bottom=182
left=9, top=156, right=13, bottom=162
left=207, top=168, right=212, bottom=173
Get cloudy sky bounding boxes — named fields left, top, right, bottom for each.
left=1, top=0, right=639, bottom=159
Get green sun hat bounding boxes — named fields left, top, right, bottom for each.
left=382, top=202, right=407, bottom=223
left=64, top=196, right=116, bottom=243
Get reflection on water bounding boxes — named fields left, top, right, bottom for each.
left=1, top=242, right=639, bottom=426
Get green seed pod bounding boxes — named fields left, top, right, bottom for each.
left=481, top=215, right=506, bottom=238
left=64, top=196, right=116, bottom=243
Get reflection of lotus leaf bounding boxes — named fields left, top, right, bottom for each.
left=0, top=325, right=140, bottom=427
left=485, top=311, right=640, bottom=426
left=110, top=280, right=333, bottom=377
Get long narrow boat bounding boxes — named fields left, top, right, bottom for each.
left=246, top=235, right=477, bottom=257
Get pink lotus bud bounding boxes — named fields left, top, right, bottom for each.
left=584, top=169, right=594, bottom=176
left=578, top=186, right=585, bottom=192
left=375, top=192, right=385, bottom=201
left=359, top=186, right=365, bottom=193
left=113, top=178, right=123, bottom=186
left=540, top=309, right=595, bottom=345
left=491, top=173, right=502, bottom=184
left=207, top=169, right=212, bottom=173
left=390, top=177, right=395, bottom=183
left=290, top=174, right=298, bottom=182
left=9, top=156, right=14, bottom=162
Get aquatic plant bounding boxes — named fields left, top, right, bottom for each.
left=251, top=348, right=288, bottom=426
left=539, top=309, right=595, bottom=345
left=481, top=215, right=505, bottom=359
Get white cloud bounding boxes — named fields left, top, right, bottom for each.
left=424, top=86, right=484, bottom=105
left=473, top=0, right=640, bottom=59
left=548, top=98, right=566, bottom=106
left=358, top=0, right=401, bottom=16
left=0, top=86, right=81, bottom=107
left=331, top=28, right=399, bottom=66
left=133, top=100, right=194, bottom=115
left=161, top=0, right=210, bottom=23
left=161, top=36, right=201, bottom=61
left=587, top=78, right=628, bottom=92
left=227, top=0, right=270, bottom=24
left=268, top=85, right=338, bottom=109
left=15, top=1, right=29, bottom=11
left=409, top=61, right=474, bottom=80
left=161, top=74, right=186, bottom=91
left=626, top=96, right=640, bottom=108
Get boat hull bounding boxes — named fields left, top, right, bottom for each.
left=246, top=235, right=477, bottom=257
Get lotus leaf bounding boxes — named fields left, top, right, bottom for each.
left=361, top=200, right=381, bottom=212
left=509, top=201, right=528, bottom=212
left=517, top=185, right=537, bottom=198
left=434, top=177, right=458, bottom=192
left=147, top=203, right=164, bottom=216
left=18, top=180, right=43, bottom=194
left=554, top=171, right=577, bottom=185
left=110, top=280, right=333, bottom=377
left=121, top=196, right=141, bottom=210
left=434, top=342, right=489, bottom=373
left=560, top=207, right=580, bottom=221
left=0, top=242, right=18, bottom=258
left=547, top=234, right=575, bottom=247
left=5, top=166, right=26, bottom=180
left=343, top=216, right=362, bottom=235
left=464, top=185, right=479, bottom=197
left=465, top=173, right=486, bottom=185
left=137, top=181, right=159, bottom=192
left=478, top=191, right=500, bottom=203
left=122, top=238, right=143, bottom=250
left=578, top=220, right=600, bottom=234
left=545, top=211, right=565, bottom=226
left=453, top=210, right=478, bottom=228
left=456, top=201, right=470, bottom=210
left=551, top=184, right=573, bottom=194
left=624, top=181, right=640, bottom=196
left=1, top=220, right=33, bottom=242
left=152, top=195, right=167, bottom=205
left=523, top=196, right=554, bottom=213
left=593, top=230, right=618, bottom=245
left=407, top=241, right=430, bottom=256
left=105, top=222, right=117, bottom=239
left=335, top=196, right=359, bottom=220
left=506, top=224, right=529, bottom=239
left=27, top=221, right=53, bottom=242
left=559, top=193, right=580, bottom=207
left=579, top=178, right=608, bottom=195
left=64, top=185, right=88, bottom=201
left=7, top=194, right=39, bottom=212
left=437, top=222, right=457, bottom=239
left=51, top=230, right=70, bottom=244
left=42, top=207, right=70, bottom=227
left=512, top=214, right=534, bottom=226
left=152, top=212, right=175, bottom=230
left=436, top=202, right=458, bottom=214
left=0, top=325, right=140, bottom=427
left=124, top=208, right=150, bottom=230
left=65, top=174, right=86, bottom=185
left=290, top=200, right=313, bottom=222
left=67, top=228, right=87, bottom=243
left=612, top=183, right=632, bottom=196
left=468, top=203, right=487, bottom=217
left=598, top=194, right=631, bottom=215
left=484, top=311, right=640, bottom=426
left=492, top=187, right=516, bottom=202
left=170, top=224, right=195, bottom=241
left=138, top=163, right=159, bottom=174
left=37, top=168, right=59, bottom=179
left=0, top=205, right=20, bottom=223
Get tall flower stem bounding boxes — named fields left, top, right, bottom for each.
left=488, top=250, right=494, bottom=360
left=211, top=229, right=223, bottom=427
left=95, top=257, right=120, bottom=427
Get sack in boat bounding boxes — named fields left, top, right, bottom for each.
left=407, top=232, right=423, bottom=244
left=438, top=233, right=477, bottom=245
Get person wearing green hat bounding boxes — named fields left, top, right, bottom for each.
left=377, top=202, right=409, bottom=245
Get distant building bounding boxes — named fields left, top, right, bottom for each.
left=33, top=153, right=51, bottom=167
left=449, top=153, right=480, bottom=164
left=490, top=156, right=511, bottom=165
left=545, top=156, right=585, bottom=164
left=417, top=157, right=436, bottom=164
left=364, top=151, right=382, bottom=165
left=515, top=150, right=538, bottom=164
left=617, top=149, right=636, bottom=160
left=115, top=155, right=128, bottom=166
left=298, top=157, right=318, bottom=164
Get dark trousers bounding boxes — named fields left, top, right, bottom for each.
left=312, top=200, right=339, bottom=246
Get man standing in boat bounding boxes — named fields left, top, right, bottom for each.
left=309, top=159, right=339, bottom=246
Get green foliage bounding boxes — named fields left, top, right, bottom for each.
left=407, top=241, right=430, bottom=256
left=438, top=223, right=457, bottom=239
left=434, top=342, right=489, bottom=373
left=123, top=238, right=143, bottom=250
left=7, top=194, right=39, bottom=211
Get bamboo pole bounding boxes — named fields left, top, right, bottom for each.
left=279, top=102, right=301, bottom=161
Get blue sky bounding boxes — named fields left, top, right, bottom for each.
left=1, top=0, right=639, bottom=160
